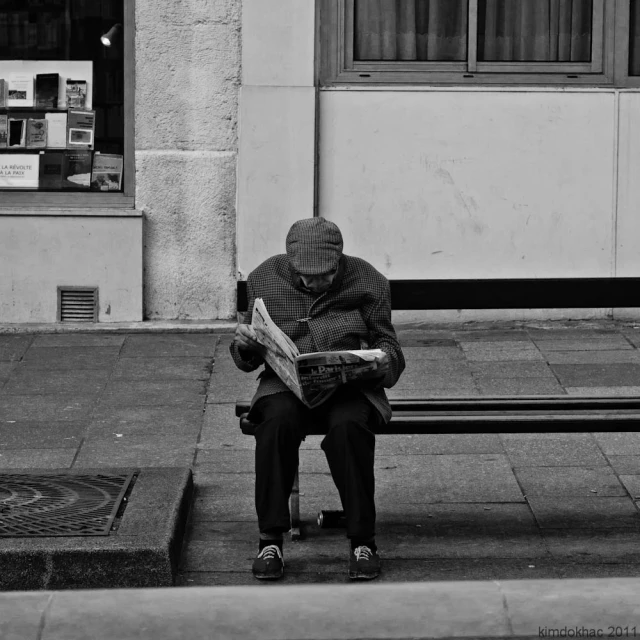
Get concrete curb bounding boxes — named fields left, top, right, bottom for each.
left=2, top=578, right=640, bottom=639
left=0, top=321, right=238, bottom=334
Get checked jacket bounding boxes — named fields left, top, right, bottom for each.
left=229, top=253, right=406, bottom=424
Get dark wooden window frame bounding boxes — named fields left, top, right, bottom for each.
left=320, top=0, right=640, bottom=87
left=0, top=1, right=135, bottom=210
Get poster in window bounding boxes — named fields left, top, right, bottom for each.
left=0, top=154, right=40, bottom=189
left=39, top=151, right=64, bottom=190
left=8, top=118, right=27, bottom=147
left=63, top=150, right=92, bottom=189
left=26, top=118, right=48, bottom=149
left=67, top=109, right=95, bottom=149
left=90, top=153, right=123, bottom=191
left=7, top=74, right=34, bottom=107
left=65, top=79, right=87, bottom=109
left=35, top=73, right=60, bottom=109
left=0, top=115, right=7, bottom=149
left=45, top=112, right=67, bottom=148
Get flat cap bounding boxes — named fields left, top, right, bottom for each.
left=285, top=217, right=344, bottom=275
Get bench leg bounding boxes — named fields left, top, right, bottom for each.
left=290, top=467, right=301, bottom=541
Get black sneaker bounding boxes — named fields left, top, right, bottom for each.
left=252, top=544, right=284, bottom=580
left=348, top=545, right=381, bottom=580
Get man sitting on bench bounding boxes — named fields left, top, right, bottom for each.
left=230, top=217, right=405, bottom=581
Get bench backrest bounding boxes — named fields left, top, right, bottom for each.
left=237, top=278, right=640, bottom=313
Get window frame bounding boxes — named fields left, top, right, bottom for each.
left=0, top=0, right=135, bottom=209
left=320, top=0, right=640, bottom=87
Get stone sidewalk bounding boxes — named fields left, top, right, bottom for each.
left=2, top=320, right=640, bottom=586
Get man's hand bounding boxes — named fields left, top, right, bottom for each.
left=234, top=323, right=263, bottom=356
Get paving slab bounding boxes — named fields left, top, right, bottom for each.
left=546, top=350, right=640, bottom=364
left=500, top=434, right=609, bottom=466
left=89, top=406, right=204, bottom=435
left=387, top=387, right=481, bottom=398
left=526, top=496, right=640, bottom=529
left=391, top=375, right=477, bottom=390
left=621, top=328, right=640, bottom=347
left=619, top=475, right=640, bottom=498
left=534, top=338, right=634, bottom=351
left=607, top=456, right=640, bottom=474
left=371, top=454, right=525, bottom=503
left=111, top=357, right=213, bottom=381
left=0, top=467, right=193, bottom=590
left=0, top=335, right=33, bottom=362
left=551, top=363, right=640, bottom=387
left=541, top=530, right=640, bottom=562
left=375, top=433, right=505, bottom=455
left=376, top=502, right=539, bottom=532
left=566, top=386, right=640, bottom=395
left=195, top=448, right=255, bottom=473
left=593, top=432, right=640, bottom=455
left=199, top=403, right=252, bottom=449
left=98, top=380, right=206, bottom=407
left=461, top=348, right=545, bottom=362
left=0, top=422, right=86, bottom=449
left=31, top=334, right=126, bottom=347
left=474, top=377, right=565, bottom=395
left=0, top=395, right=97, bottom=422
left=0, top=449, right=77, bottom=469
left=73, top=442, right=196, bottom=468
left=468, top=361, right=556, bottom=377
left=1, top=368, right=110, bottom=396
left=0, top=361, right=18, bottom=386
left=514, top=466, right=627, bottom=497
left=452, top=330, right=532, bottom=342
left=191, top=496, right=257, bottom=522
left=119, top=335, right=219, bottom=358
left=399, top=346, right=466, bottom=361
left=19, top=346, right=121, bottom=369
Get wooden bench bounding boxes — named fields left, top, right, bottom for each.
left=235, top=277, right=640, bottom=539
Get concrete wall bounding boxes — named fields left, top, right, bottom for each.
left=136, top=0, right=240, bottom=319
left=0, top=214, right=142, bottom=323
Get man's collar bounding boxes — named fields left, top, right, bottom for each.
left=289, top=255, right=345, bottom=293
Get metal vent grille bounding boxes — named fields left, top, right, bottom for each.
left=58, top=287, right=98, bottom=322
left=0, top=472, right=135, bottom=537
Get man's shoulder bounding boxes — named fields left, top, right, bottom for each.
left=247, top=255, right=289, bottom=282
left=344, top=255, right=389, bottom=289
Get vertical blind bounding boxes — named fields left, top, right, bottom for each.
left=354, top=0, right=593, bottom=63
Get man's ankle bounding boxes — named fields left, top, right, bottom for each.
left=259, top=531, right=284, bottom=553
left=350, top=537, right=376, bottom=553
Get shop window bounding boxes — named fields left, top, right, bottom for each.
left=321, top=0, right=640, bottom=86
left=0, top=0, right=133, bottom=207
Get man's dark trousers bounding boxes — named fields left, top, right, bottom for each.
left=249, top=385, right=380, bottom=541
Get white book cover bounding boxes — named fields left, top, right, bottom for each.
left=45, top=112, right=67, bottom=148
left=7, top=74, right=34, bottom=107
left=0, top=154, right=40, bottom=188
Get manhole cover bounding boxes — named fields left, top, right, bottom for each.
left=0, top=472, right=135, bottom=537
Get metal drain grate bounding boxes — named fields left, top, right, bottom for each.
left=57, top=287, right=98, bottom=322
left=0, top=472, right=135, bottom=537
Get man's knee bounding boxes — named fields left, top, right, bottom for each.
left=253, top=393, right=305, bottom=442
left=325, top=415, right=374, bottom=445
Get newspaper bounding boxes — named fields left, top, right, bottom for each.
left=251, top=298, right=388, bottom=409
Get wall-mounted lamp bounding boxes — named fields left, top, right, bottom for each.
left=100, top=23, right=122, bottom=47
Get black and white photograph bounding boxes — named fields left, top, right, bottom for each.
left=2, top=1, right=640, bottom=639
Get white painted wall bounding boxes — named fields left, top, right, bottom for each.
left=0, top=215, right=142, bottom=323
left=319, top=88, right=623, bottom=281
left=236, top=0, right=317, bottom=279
